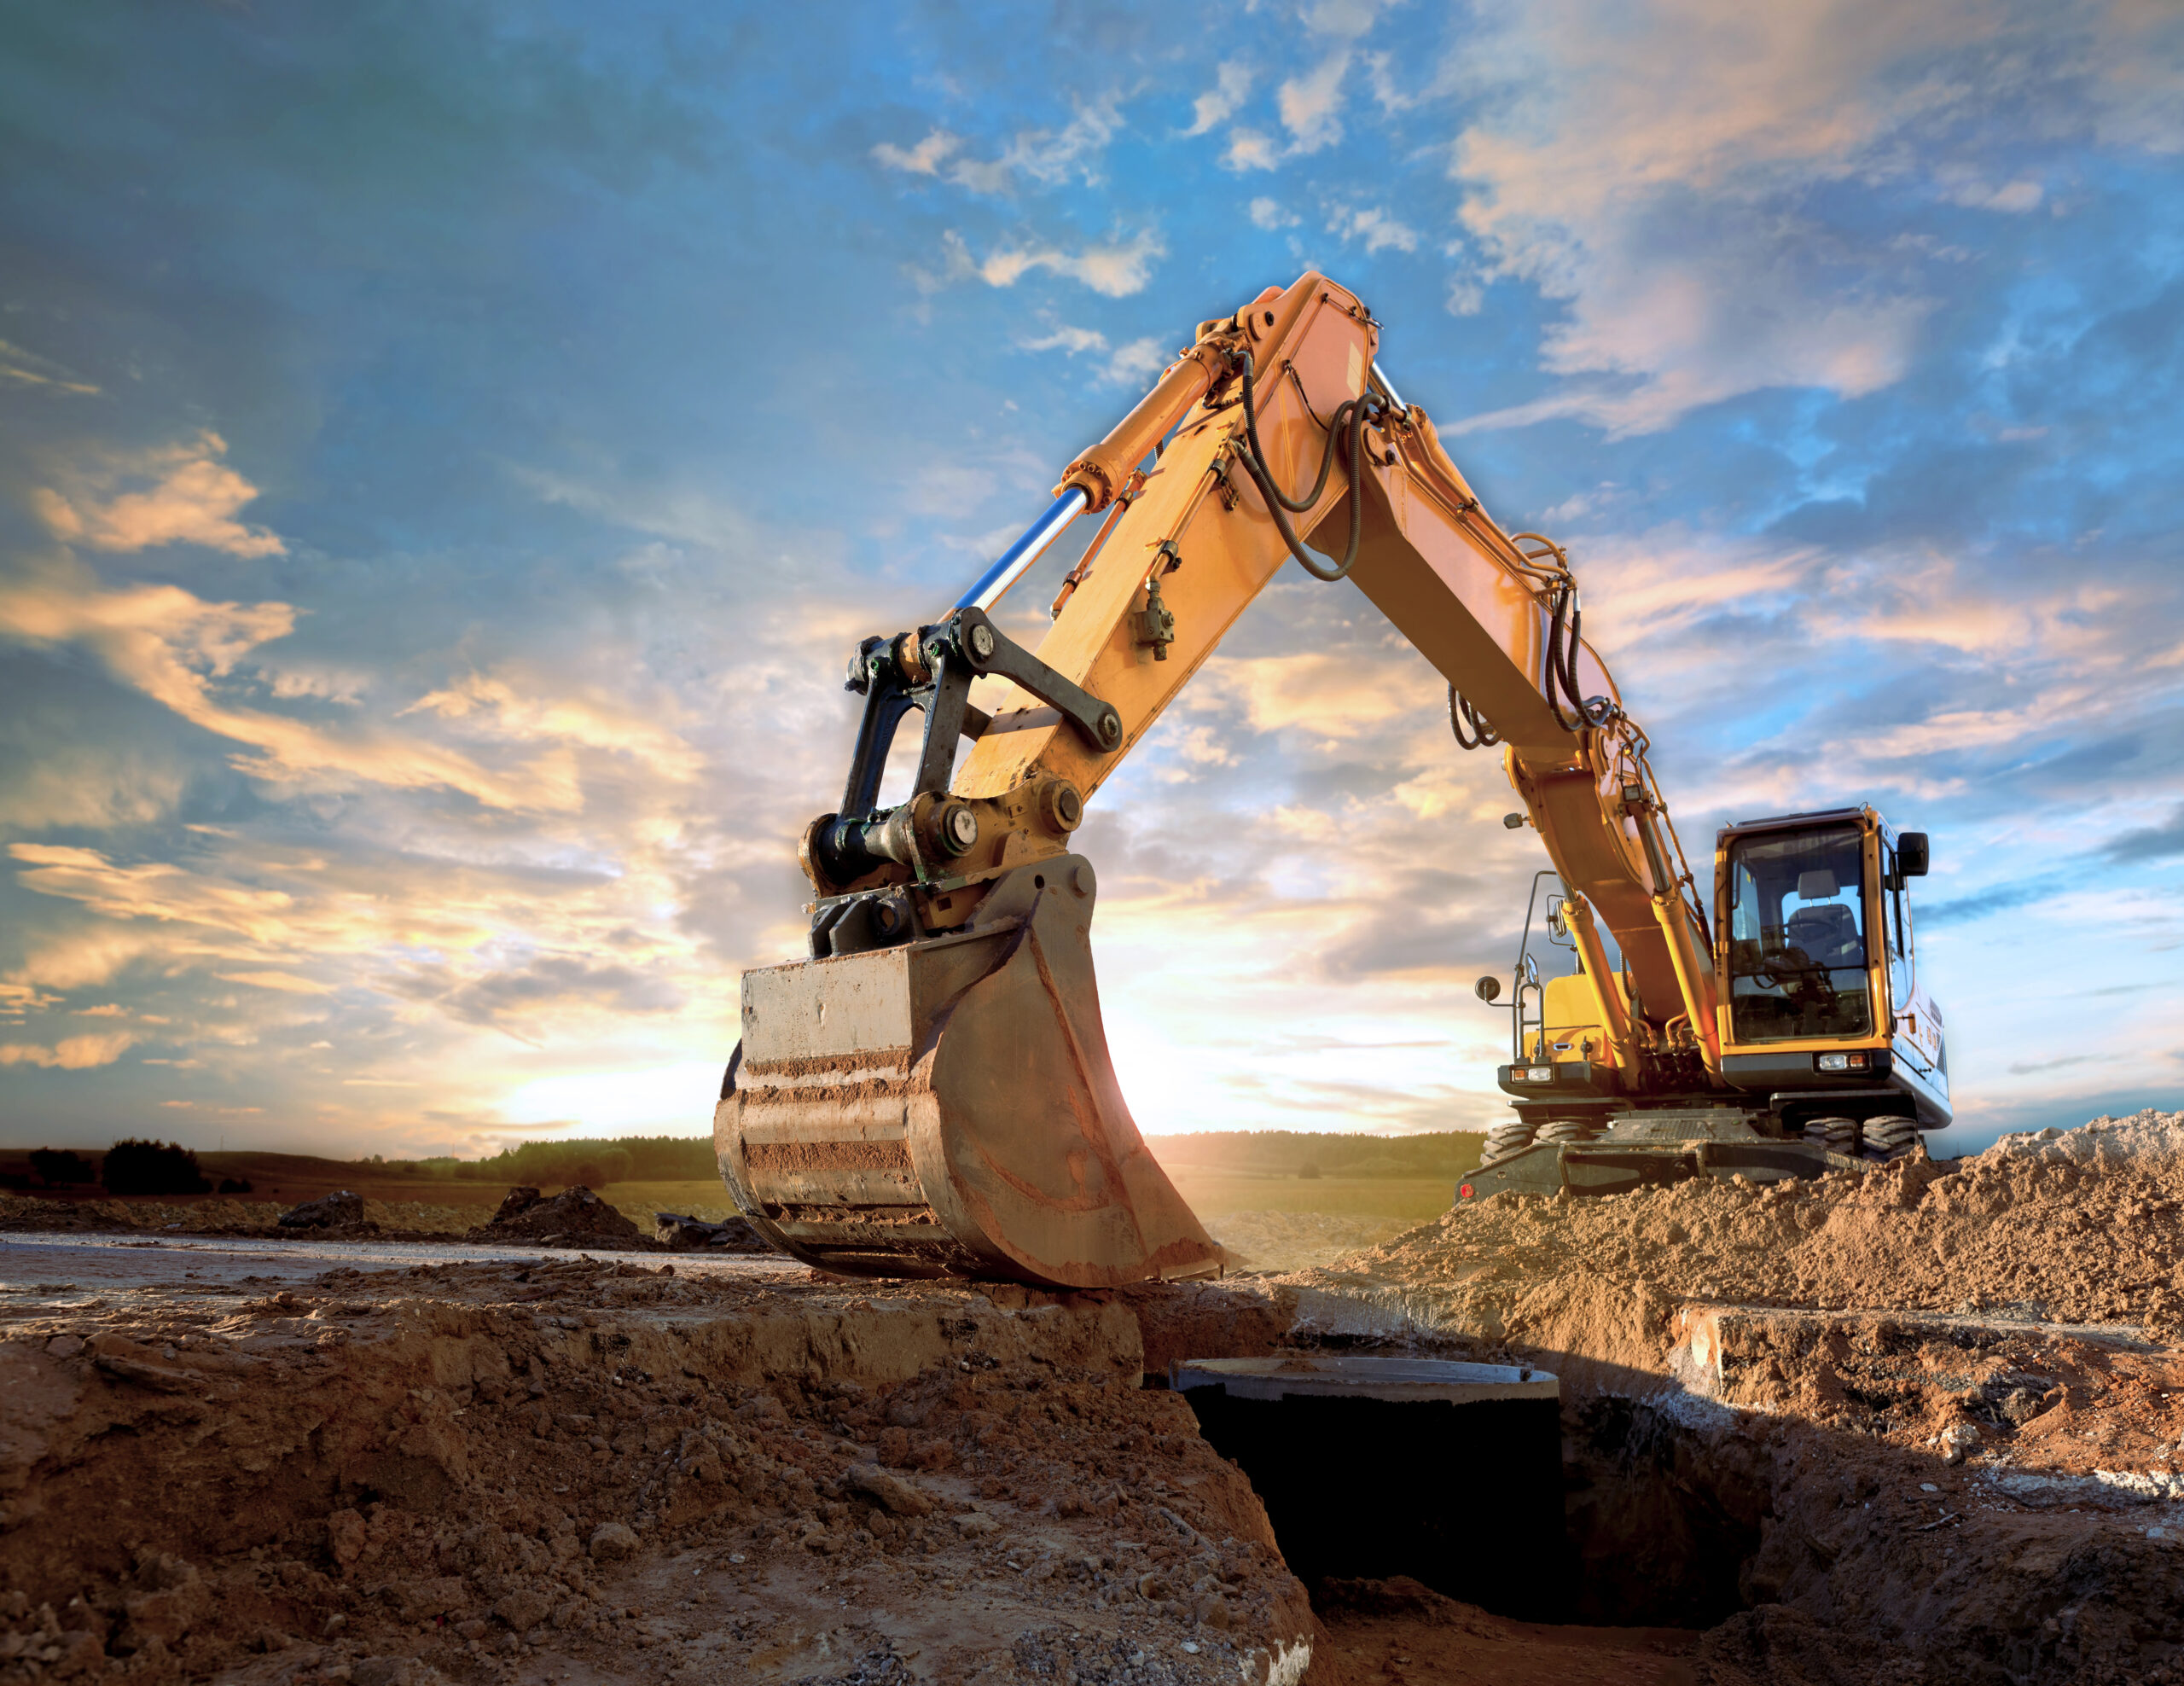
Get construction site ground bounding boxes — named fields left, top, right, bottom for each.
left=6, top=1111, right=2184, bottom=1684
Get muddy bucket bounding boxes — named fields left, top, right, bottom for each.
left=715, top=855, right=1222, bottom=1288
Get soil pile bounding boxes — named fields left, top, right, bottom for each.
left=278, top=1191, right=365, bottom=1230
left=1298, top=1112, right=2184, bottom=1685
left=1344, top=1132, right=2184, bottom=1334
left=1984, top=1108, right=2184, bottom=1173
left=0, top=1259, right=1316, bottom=1685
left=468, top=1187, right=648, bottom=1249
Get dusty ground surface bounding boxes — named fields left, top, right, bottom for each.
left=1199, top=1213, right=1412, bottom=1275
left=13, top=1110, right=2184, bottom=1685
left=0, top=1238, right=1320, bottom=1686
left=0, top=1189, right=765, bottom=1256
left=1278, top=1110, right=2184, bottom=1684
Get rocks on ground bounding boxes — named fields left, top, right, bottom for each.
left=470, top=1186, right=647, bottom=1249
left=653, top=1212, right=772, bottom=1253
left=278, top=1189, right=366, bottom=1230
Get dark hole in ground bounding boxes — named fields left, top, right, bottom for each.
left=1561, top=1395, right=1766, bottom=1629
left=1181, top=1378, right=1566, bottom=1620
left=1184, top=1376, right=1763, bottom=1633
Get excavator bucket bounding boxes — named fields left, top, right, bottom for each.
left=714, top=857, right=1223, bottom=1288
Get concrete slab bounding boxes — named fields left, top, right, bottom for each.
left=1171, top=1354, right=1560, bottom=1404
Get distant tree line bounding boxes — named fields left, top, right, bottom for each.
left=5, top=1140, right=252, bottom=1197
left=1151, top=1130, right=1486, bottom=1179
left=354, top=1136, right=716, bottom=1189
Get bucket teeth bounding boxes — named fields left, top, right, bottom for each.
left=715, top=855, right=1220, bottom=1289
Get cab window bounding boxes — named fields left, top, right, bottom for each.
left=1725, top=825, right=1873, bottom=1043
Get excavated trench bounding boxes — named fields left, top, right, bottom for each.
left=1560, top=1395, right=1766, bottom=1630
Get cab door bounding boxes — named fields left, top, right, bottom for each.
left=1881, top=832, right=1944, bottom=1076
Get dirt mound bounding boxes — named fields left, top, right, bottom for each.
left=1341, top=1137, right=2184, bottom=1333
left=1982, top=1107, right=2184, bottom=1172
left=279, top=1189, right=364, bottom=1229
left=1294, top=1109, right=2184, bottom=1683
left=473, top=1186, right=649, bottom=1249
left=0, top=1259, right=1316, bottom=1683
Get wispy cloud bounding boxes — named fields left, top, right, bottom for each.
left=1183, top=62, right=1253, bottom=137
left=874, top=101, right=1124, bottom=195
left=34, top=432, right=284, bottom=557
left=0, top=1032, right=135, bottom=1069
left=925, top=229, right=1166, bottom=298
left=1327, top=204, right=1419, bottom=254
left=0, top=339, right=100, bottom=397
left=1438, top=0, right=2175, bottom=434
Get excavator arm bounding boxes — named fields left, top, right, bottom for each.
left=723, top=271, right=1721, bottom=1288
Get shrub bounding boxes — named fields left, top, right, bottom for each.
left=1297, top=1161, right=1322, bottom=1180
left=102, top=1138, right=211, bottom=1197
left=218, top=1176, right=253, bottom=1195
left=29, top=1148, right=96, bottom=1187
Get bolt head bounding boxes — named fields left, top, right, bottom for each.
left=967, top=623, right=996, bottom=660
left=939, top=804, right=979, bottom=855
left=1099, top=711, right=1121, bottom=746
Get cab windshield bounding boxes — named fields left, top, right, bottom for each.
left=1725, top=825, right=1873, bottom=1043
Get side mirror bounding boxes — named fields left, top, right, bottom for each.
left=1474, top=975, right=1502, bottom=1003
left=1898, top=832, right=1930, bottom=877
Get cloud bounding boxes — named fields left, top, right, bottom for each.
left=1019, top=326, right=1171, bottom=387
left=1101, top=338, right=1170, bottom=387
left=886, top=102, right=1125, bottom=197
left=1277, top=49, right=1351, bottom=154
left=871, top=130, right=961, bottom=176
left=389, top=951, right=684, bottom=1039
left=404, top=671, right=705, bottom=782
left=1184, top=62, right=1253, bottom=137
left=1249, top=198, right=1298, bottom=230
left=0, top=1032, right=136, bottom=1069
left=1439, top=0, right=2175, bottom=434
left=2102, top=805, right=2184, bottom=862
left=929, top=230, right=1165, bottom=299
left=34, top=432, right=284, bottom=557
left=1223, top=130, right=1281, bottom=172
left=215, top=970, right=336, bottom=994
left=0, top=567, right=561, bottom=810
left=1919, top=881, right=2056, bottom=927
left=0, top=339, right=100, bottom=396
left=1327, top=205, right=1419, bottom=254
left=1943, top=177, right=2046, bottom=212
left=1021, top=326, right=1110, bottom=358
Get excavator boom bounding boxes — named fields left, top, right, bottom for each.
left=717, top=271, right=1945, bottom=1285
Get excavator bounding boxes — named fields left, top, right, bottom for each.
left=716, top=271, right=1952, bottom=1290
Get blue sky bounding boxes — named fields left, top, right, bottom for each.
left=1, top=0, right=2180, bottom=1157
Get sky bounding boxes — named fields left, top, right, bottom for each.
left=1, top=0, right=2181, bottom=1160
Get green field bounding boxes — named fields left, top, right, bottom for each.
left=0, top=1129, right=1486, bottom=1242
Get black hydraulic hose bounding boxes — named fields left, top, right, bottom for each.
left=1542, top=581, right=1617, bottom=731
left=1448, top=683, right=1500, bottom=750
left=1230, top=352, right=1381, bottom=583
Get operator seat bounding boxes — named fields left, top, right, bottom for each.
left=1786, top=902, right=1862, bottom=969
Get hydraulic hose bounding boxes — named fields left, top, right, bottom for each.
left=1542, top=581, right=1618, bottom=731
left=1448, top=683, right=1500, bottom=750
left=1230, top=352, right=1382, bottom=583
